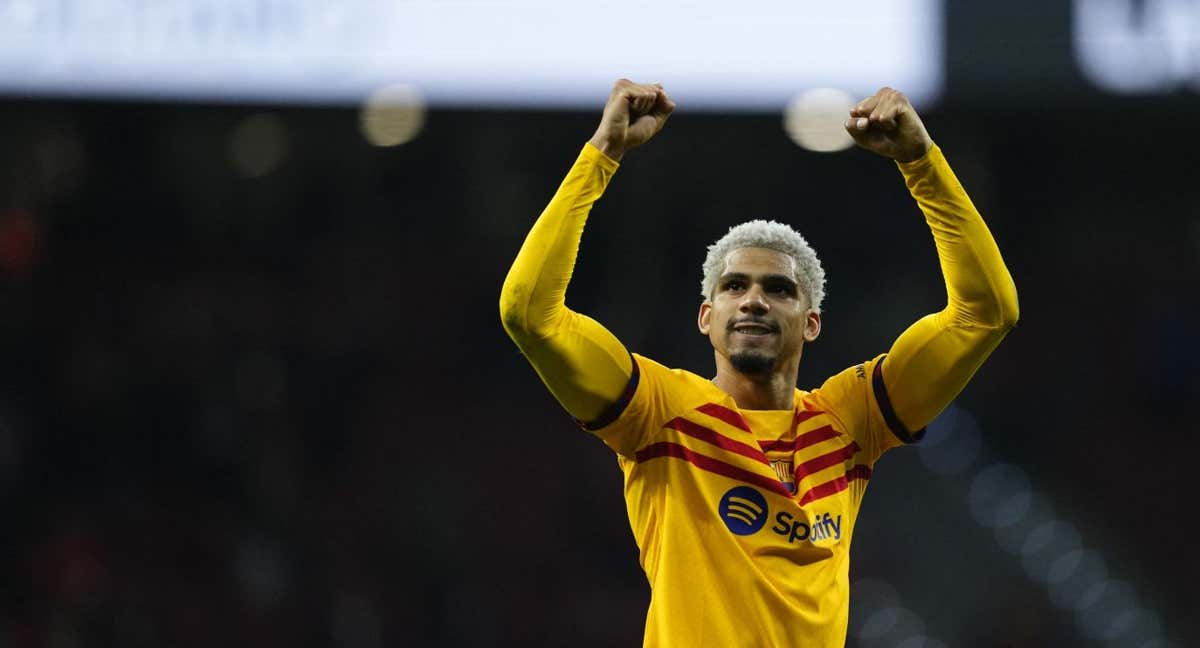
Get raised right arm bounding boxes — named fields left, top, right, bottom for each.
left=499, top=143, right=633, bottom=423
left=499, top=80, right=675, bottom=424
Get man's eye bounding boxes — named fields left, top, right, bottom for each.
left=724, top=281, right=744, bottom=291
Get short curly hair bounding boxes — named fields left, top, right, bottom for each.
left=700, top=220, right=826, bottom=312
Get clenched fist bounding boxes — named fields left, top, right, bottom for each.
left=844, top=87, right=933, bottom=163
left=588, top=79, right=676, bottom=162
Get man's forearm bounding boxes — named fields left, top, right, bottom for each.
left=898, top=145, right=1019, bottom=328
left=499, top=143, right=638, bottom=424
left=500, top=81, right=674, bottom=426
left=500, top=143, right=619, bottom=339
left=878, top=145, right=1018, bottom=432
left=500, top=78, right=671, bottom=337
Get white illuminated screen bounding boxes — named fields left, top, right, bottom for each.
left=1073, top=0, right=1200, bottom=94
left=0, top=0, right=943, bottom=109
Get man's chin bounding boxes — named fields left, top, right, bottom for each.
left=730, top=351, right=776, bottom=375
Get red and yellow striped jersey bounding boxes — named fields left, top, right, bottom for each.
left=588, top=352, right=919, bottom=648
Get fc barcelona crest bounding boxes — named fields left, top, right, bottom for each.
left=770, top=459, right=795, bottom=494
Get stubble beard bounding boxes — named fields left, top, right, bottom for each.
left=729, top=350, right=776, bottom=376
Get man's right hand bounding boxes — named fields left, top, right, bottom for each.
left=588, top=79, right=675, bottom=162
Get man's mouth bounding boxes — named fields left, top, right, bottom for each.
left=730, top=321, right=778, bottom=336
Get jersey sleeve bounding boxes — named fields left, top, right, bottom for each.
left=812, top=145, right=1018, bottom=463
left=880, top=146, right=1019, bottom=431
left=500, top=144, right=638, bottom=426
left=582, top=353, right=684, bottom=458
left=810, top=354, right=923, bottom=465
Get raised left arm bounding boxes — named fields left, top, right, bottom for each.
left=846, top=88, right=1019, bottom=433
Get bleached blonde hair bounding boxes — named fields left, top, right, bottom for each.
left=701, top=219, right=826, bottom=312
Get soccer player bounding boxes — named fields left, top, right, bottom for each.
left=499, top=79, right=1018, bottom=647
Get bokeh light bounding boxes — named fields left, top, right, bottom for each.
left=229, top=113, right=288, bottom=178
left=919, top=405, right=983, bottom=475
left=1020, top=520, right=1082, bottom=584
left=848, top=579, right=900, bottom=639
left=1047, top=549, right=1108, bottom=610
left=360, top=84, right=427, bottom=147
left=968, top=463, right=1032, bottom=528
left=1077, top=579, right=1138, bottom=641
left=783, top=88, right=856, bottom=152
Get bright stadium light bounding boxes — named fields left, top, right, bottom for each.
left=783, top=88, right=856, bottom=153
left=359, top=84, right=426, bottom=147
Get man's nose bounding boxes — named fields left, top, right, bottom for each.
left=739, top=286, right=769, bottom=314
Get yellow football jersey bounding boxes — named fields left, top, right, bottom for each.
left=586, top=352, right=921, bottom=648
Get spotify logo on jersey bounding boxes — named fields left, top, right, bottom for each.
left=718, top=486, right=769, bottom=535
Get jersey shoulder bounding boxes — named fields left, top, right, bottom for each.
left=588, top=353, right=730, bottom=456
left=634, top=353, right=724, bottom=399
left=804, top=354, right=922, bottom=462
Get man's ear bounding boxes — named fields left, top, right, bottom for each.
left=698, top=301, right=712, bottom=335
left=804, top=310, right=822, bottom=342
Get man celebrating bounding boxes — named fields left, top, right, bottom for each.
left=500, top=80, right=1018, bottom=647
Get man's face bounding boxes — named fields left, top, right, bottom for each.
left=698, top=247, right=821, bottom=376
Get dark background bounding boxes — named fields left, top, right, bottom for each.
left=2, top=3, right=1199, bottom=647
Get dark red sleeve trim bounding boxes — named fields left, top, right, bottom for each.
left=578, top=353, right=640, bottom=431
left=872, top=355, right=926, bottom=444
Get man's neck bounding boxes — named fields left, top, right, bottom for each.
left=711, top=357, right=799, bottom=411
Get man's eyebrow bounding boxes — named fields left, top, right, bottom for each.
left=761, top=274, right=798, bottom=287
left=719, top=272, right=798, bottom=288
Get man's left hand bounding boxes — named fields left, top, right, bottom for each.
left=844, top=87, right=933, bottom=163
